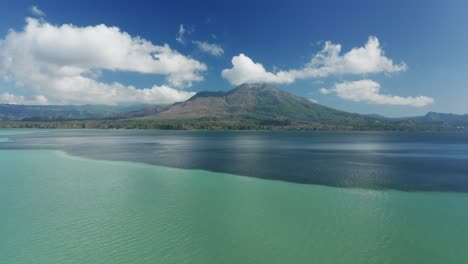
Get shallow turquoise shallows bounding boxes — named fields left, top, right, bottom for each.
left=1, top=148, right=468, bottom=264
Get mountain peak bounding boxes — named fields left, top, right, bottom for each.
left=187, top=83, right=279, bottom=102
left=227, top=83, right=284, bottom=100
left=233, top=83, right=279, bottom=91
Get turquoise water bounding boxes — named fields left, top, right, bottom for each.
left=0, top=129, right=47, bottom=142
left=1, top=130, right=468, bottom=263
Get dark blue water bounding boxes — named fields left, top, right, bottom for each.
left=2, top=130, right=468, bottom=192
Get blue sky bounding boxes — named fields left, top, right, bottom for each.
left=0, top=0, right=467, bottom=117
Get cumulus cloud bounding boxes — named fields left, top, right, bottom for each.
left=30, top=6, right=46, bottom=17
left=0, top=81, right=195, bottom=105
left=294, top=36, right=407, bottom=77
left=222, top=37, right=431, bottom=108
left=221, top=54, right=295, bottom=86
left=319, top=88, right=331, bottom=94
left=0, top=18, right=205, bottom=105
left=193, top=41, right=224, bottom=56
left=222, top=36, right=406, bottom=85
left=321, top=80, right=434, bottom=107
left=0, top=92, right=48, bottom=105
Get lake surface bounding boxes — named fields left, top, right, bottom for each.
left=2, top=130, right=468, bottom=192
left=1, top=129, right=468, bottom=263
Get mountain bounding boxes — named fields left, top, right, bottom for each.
left=410, top=112, right=468, bottom=127
left=137, top=83, right=376, bottom=128
left=0, top=104, right=145, bottom=121
left=116, top=104, right=170, bottom=119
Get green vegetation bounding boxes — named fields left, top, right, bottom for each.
left=0, top=117, right=464, bottom=131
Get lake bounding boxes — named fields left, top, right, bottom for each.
left=1, top=129, right=468, bottom=263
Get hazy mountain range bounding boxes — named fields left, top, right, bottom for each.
left=0, top=84, right=467, bottom=130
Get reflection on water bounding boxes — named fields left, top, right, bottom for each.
left=1, top=130, right=468, bottom=192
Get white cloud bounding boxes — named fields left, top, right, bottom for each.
left=0, top=18, right=205, bottom=105
left=222, top=36, right=406, bottom=85
left=319, top=88, right=331, bottom=94
left=0, top=79, right=196, bottom=105
left=193, top=41, right=224, bottom=56
left=0, top=92, right=48, bottom=105
left=293, top=36, right=407, bottom=78
left=30, top=6, right=46, bottom=17
left=321, top=80, right=434, bottom=107
left=221, top=54, right=295, bottom=86
left=176, top=24, right=186, bottom=44
left=308, top=98, right=318, bottom=103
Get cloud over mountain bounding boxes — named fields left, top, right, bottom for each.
left=222, top=36, right=406, bottom=85
left=221, top=36, right=432, bottom=108
left=221, top=54, right=295, bottom=85
left=320, top=80, right=434, bottom=107
left=0, top=92, right=48, bottom=105
left=0, top=18, right=204, bottom=104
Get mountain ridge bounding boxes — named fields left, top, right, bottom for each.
left=0, top=83, right=466, bottom=130
left=139, top=83, right=372, bottom=126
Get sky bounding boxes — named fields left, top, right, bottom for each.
left=0, top=0, right=467, bottom=117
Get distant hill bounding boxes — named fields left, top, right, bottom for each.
left=410, top=112, right=468, bottom=127
left=366, top=113, right=391, bottom=120
left=0, top=104, right=144, bottom=121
